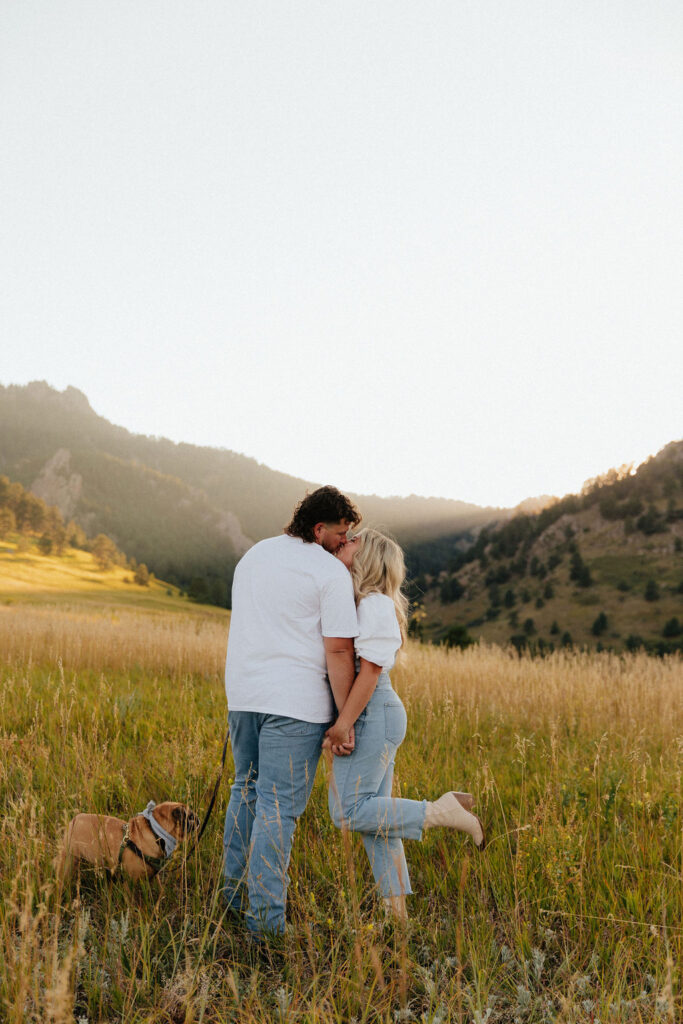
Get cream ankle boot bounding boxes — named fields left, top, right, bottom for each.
left=424, top=792, right=485, bottom=849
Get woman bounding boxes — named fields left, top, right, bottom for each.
left=324, top=528, right=484, bottom=921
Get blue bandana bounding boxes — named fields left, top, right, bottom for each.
left=139, top=801, right=177, bottom=858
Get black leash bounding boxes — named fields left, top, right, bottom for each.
left=195, top=726, right=231, bottom=844
left=155, top=725, right=231, bottom=876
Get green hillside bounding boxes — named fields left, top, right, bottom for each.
left=412, top=442, right=683, bottom=654
left=0, top=381, right=497, bottom=595
left=0, top=532, right=201, bottom=614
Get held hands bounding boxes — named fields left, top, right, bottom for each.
left=322, top=721, right=355, bottom=757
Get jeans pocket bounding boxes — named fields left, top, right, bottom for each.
left=271, top=717, right=325, bottom=737
left=352, top=709, right=367, bottom=739
left=384, top=701, right=407, bottom=745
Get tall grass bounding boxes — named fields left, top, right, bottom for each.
left=1, top=604, right=680, bottom=1022
left=0, top=603, right=227, bottom=677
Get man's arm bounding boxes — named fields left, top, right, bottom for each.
left=324, top=635, right=356, bottom=713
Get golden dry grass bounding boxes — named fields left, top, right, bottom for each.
left=0, top=603, right=681, bottom=1022
left=0, top=602, right=228, bottom=677
left=393, top=642, right=683, bottom=748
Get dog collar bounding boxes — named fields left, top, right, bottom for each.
left=118, top=824, right=167, bottom=874
left=139, top=801, right=177, bottom=858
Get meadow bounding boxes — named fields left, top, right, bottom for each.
left=0, top=600, right=681, bottom=1023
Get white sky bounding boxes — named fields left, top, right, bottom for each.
left=1, top=1, right=681, bottom=507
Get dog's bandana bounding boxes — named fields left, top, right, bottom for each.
left=140, top=801, right=177, bottom=858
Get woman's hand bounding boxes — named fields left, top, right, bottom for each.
left=323, top=722, right=355, bottom=756
left=325, top=718, right=351, bottom=747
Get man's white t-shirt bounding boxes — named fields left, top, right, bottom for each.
left=225, top=534, right=359, bottom=722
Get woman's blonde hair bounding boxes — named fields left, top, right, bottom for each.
left=349, top=528, right=409, bottom=644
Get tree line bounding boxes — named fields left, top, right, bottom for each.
left=0, top=475, right=152, bottom=584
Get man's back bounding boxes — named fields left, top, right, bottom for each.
left=225, top=534, right=358, bottom=722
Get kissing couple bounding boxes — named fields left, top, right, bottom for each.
left=222, top=486, right=484, bottom=939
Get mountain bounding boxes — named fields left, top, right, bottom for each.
left=412, top=442, right=683, bottom=654
left=0, top=381, right=500, bottom=594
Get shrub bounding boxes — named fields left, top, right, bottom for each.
left=37, top=533, right=52, bottom=556
left=0, top=507, right=16, bottom=539
left=442, top=624, right=474, bottom=650
left=134, top=563, right=150, bottom=586
left=637, top=506, right=667, bottom=535
left=592, top=611, right=608, bottom=636
left=644, top=580, right=660, bottom=602
left=509, top=634, right=527, bottom=654
left=570, top=549, right=592, bottom=587
left=440, top=577, right=464, bottom=604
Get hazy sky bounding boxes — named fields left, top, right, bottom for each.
left=1, top=2, right=681, bottom=507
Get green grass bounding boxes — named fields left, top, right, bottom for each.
left=0, top=604, right=680, bottom=1022
left=0, top=535, right=215, bottom=615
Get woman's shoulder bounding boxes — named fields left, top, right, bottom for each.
left=357, top=593, right=399, bottom=631
left=358, top=592, right=394, bottom=612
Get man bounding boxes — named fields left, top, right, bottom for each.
left=222, top=485, right=361, bottom=937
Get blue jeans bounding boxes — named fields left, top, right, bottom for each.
left=222, top=710, right=327, bottom=935
left=329, top=675, right=427, bottom=898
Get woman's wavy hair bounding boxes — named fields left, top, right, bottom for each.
left=285, top=485, right=361, bottom=543
left=349, top=528, right=409, bottom=644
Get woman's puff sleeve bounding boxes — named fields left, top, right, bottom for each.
left=355, top=593, right=402, bottom=670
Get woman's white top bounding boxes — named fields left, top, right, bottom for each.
left=355, top=592, right=402, bottom=671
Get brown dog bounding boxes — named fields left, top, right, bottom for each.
left=56, top=801, right=199, bottom=882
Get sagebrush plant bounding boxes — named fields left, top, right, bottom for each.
left=0, top=603, right=680, bottom=1022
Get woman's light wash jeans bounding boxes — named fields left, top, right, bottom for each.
left=222, top=711, right=327, bottom=936
left=329, top=673, right=427, bottom=897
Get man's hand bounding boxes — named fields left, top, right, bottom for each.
left=323, top=723, right=355, bottom=757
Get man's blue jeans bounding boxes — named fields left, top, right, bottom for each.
left=328, top=675, right=427, bottom=898
left=222, top=711, right=327, bottom=936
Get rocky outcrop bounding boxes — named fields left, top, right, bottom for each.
left=216, top=510, right=253, bottom=557
left=31, top=449, right=83, bottom=519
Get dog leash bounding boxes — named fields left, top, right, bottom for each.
left=155, top=725, right=231, bottom=876
left=195, top=726, right=231, bottom=844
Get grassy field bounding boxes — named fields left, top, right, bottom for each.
left=0, top=595, right=681, bottom=1022
left=0, top=536, right=200, bottom=612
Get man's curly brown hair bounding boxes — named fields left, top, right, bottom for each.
left=284, top=486, right=361, bottom=543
